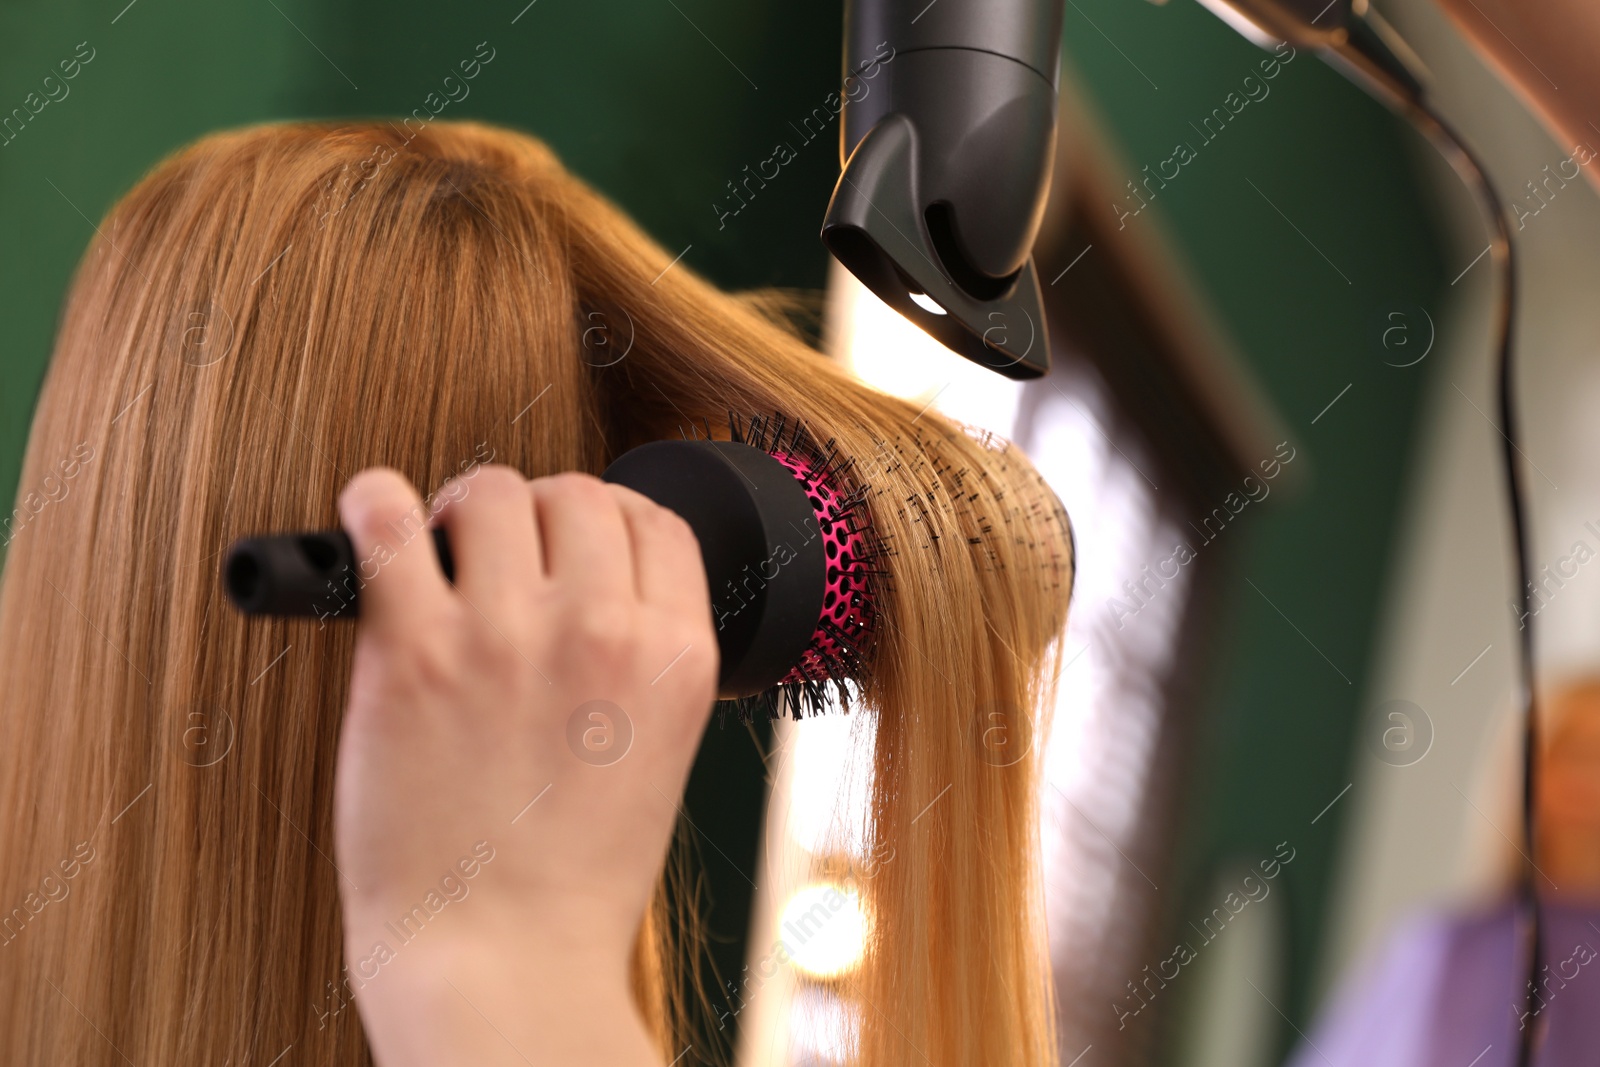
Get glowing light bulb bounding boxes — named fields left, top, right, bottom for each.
left=779, top=882, right=868, bottom=979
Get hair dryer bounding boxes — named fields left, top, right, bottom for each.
left=823, top=0, right=1065, bottom=379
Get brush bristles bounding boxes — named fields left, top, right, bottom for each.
left=719, top=411, right=887, bottom=721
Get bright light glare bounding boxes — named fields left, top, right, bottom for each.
left=831, top=263, right=1022, bottom=436
left=787, top=714, right=872, bottom=856
left=788, top=985, right=854, bottom=1063
left=779, top=882, right=868, bottom=980
left=907, top=291, right=947, bottom=315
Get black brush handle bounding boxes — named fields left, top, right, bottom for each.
left=223, top=527, right=454, bottom=620
left=220, top=441, right=826, bottom=698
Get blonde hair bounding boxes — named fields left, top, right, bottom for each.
left=0, top=120, right=1073, bottom=1065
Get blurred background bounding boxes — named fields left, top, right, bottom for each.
left=3, top=0, right=1598, bottom=1065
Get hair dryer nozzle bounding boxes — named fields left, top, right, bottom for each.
left=824, top=0, right=1062, bottom=380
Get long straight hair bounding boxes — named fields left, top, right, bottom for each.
left=0, top=120, right=1073, bottom=1065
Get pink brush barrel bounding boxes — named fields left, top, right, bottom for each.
left=726, top=411, right=881, bottom=717
left=770, top=450, right=875, bottom=688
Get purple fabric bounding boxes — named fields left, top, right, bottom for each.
left=1286, top=901, right=1600, bottom=1067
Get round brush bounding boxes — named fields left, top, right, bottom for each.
left=222, top=420, right=880, bottom=713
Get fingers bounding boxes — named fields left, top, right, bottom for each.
left=430, top=465, right=543, bottom=626
left=338, top=468, right=453, bottom=634
left=530, top=474, right=635, bottom=601
left=609, top=484, right=710, bottom=613
left=340, top=467, right=709, bottom=643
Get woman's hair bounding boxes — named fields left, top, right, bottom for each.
left=0, top=121, right=1073, bottom=1064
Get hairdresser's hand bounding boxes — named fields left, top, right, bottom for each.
left=332, top=465, right=718, bottom=1067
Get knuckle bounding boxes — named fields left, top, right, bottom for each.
left=343, top=466, right=407, bottom=500
left=394, top=631, right=461, bottom=693
left=371, top=602, right=464, bottom=684
left=465, top=630, right=537, bottom=692
left=652, top=504, right=697, bottom=544
left=340, top=468, right=417, bottom=541
left=445, top=464, right=521, bottom=513
left=561, top=599, right=637, bottom=663
left=473, top=464, right=527, bottom=498
left=645, top=612, right=718, bottom=688
left=541, top=471, right=609, bottom=506
left=674, top=636, right=718, bottom=686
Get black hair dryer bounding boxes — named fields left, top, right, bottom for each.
left=823, top=0, right=1064, bottom=380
